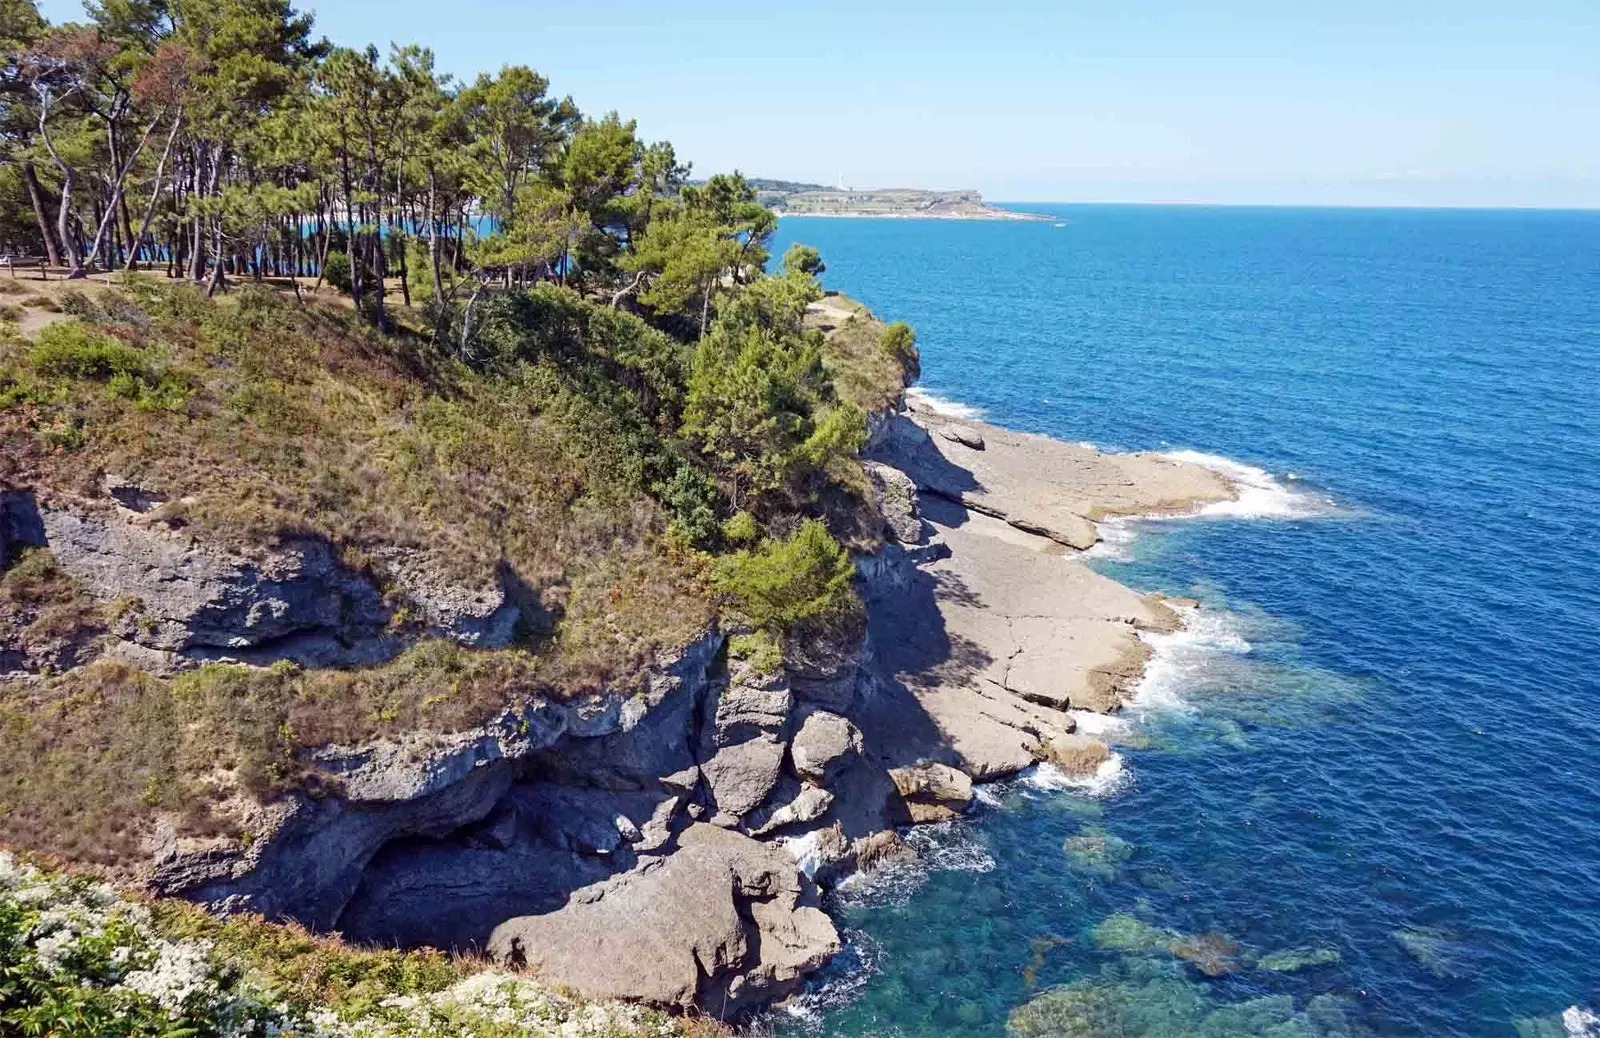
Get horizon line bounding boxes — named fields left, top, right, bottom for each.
left=987, top=198, right=1600, bottom=211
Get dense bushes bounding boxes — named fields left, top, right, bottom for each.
left=709, top=519, right=858, bottom=636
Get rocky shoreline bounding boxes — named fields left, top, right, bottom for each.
left=0, top=356, right=1237, bottom=1021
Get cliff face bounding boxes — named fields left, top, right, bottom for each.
left=0, top=286, right=1235, bottom=1018
left=2, top=489, right=917, bottom=1013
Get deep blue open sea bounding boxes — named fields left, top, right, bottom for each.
left=770, top=205, right=1600, bottom=1038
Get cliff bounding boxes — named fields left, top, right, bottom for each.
left=0, top=277, right=1234, bottom=1026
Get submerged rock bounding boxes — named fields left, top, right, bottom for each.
left=1008, top=959, right=1368, bottom=1038
left=1391, top=925, right=1465, bottom=978
left=1090, top=912, right=1181, bottom=955
left=1089, top=913, right=1242, bottom=978
left=1062, top=828, right=1134, bottom=880
left=1171, top=931, right=1242, bottom=976
left=1258, top=944, right=1343, bottom=972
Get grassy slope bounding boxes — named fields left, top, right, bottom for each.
left=807, top=293, right=915, bottom=416
left=0, top=279, right=711, bottom=865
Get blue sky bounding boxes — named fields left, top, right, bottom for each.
left=38, top=0, right=1600, bottom=207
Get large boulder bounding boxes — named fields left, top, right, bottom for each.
left=888, top=762, right=974, bottom=823
left=1040, top=733, right=1112, bottom=775
left=790, top=709, right=862, bottom=784
left=487, top=824, right=838, bottom=1015
left=748, top=782, right=834, bottom=837
left=863, top=460, right=923, bottom=544
left=939, top=424, right=986, bottom=451
left=701, top=735, right=787, bottom=820
left=697, top=660, right=792, bottom=821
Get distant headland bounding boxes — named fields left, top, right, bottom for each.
left=750, top=178, right=1052, bottom=220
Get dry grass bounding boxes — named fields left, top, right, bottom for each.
left=807, top=294, right=916, bottom=415
left=1, top=278, right=701, bottom=614
left=0, top=548, right=108, bottom=672
left=0, top=279, right=716, bottom=866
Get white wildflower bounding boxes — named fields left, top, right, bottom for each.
left=119, top=938, right=218, bottom=1015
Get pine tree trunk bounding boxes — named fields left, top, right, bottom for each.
left=21, top=162, right=60, bottom=266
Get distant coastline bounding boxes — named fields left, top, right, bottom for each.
left=750, top=178, right=1052, bottom=221
left=777, top=208, right=1050, bottom=222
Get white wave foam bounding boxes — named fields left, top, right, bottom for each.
left=905, top=386, right=985, bottom=420
left=1020, top=754, right=1128, bottom=797
left=781, top=829, right=830, bottom=879
left=1069, top=708, right=1131, bottom=737
left=973, top=783, right=1006, bottom=808
left=1566, top=1006, right=1600, bottom=1038
left=1085, top=516, right=1140, bottom=561
left=1129, top=604, right=1254, bottom=715
left=1158, top=449, right=1334, bottom=520
left=775, top=929, right=886, bottom=1031
left=833, top=819, right=995, bottom=909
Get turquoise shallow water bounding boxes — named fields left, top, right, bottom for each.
left=769, top=206, right=1600, bottom=1037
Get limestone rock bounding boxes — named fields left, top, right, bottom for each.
left=18, top=496, right=521, bottom=664
left=1040, top=733, right=1112, bottom=775
left=532, top=633, right=722, bottom=791
left=709, top=662, right=793, bottom=741
left=790, top=709, right=862, bottom=784
left=696, top=661, right=792, bottom=819
left=749, top=784, right=834, bottom=837
left=863, top=460, right=923, bottom=544
left=487, top=823, right=838, bottom=1014
left=371, top=547, right=520, bottom=647
left=854, top=829, right=918, bottom=873
left=940, top=424, right=986, bottom=451
left=148, top=630, right=725, bottom=930
left=701, top=734, right=786, bottom=819
left=39, top=506, right=387, bottom=654
left=889, top=762, right=974, bottom=823
left=784, top=622, right=867, bottom=712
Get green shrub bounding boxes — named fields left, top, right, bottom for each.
left=709, top=519, right=857, bottom=635
left=656, top=462, right=721, bottom=548
left=880, top=320, right=919, bottom=376
left=721, top=510, right=759, bottom=546
left=56, top=288, right=96, bottom=318
left=27, top=322, right=151, bottom=381
left=728, top=629, right=783, bottom=674
left=323, top=250, right=354, bottom=292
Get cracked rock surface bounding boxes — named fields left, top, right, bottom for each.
left=858, top=408, right=1236, bottom=780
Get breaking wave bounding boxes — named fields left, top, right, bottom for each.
left=1566, top=1006, right=1600, bottom=1038
left=1129, top=603, right=1255, bottom=716
left=1020, top=755, right=1129, bottom=797
left=1159, top=449, right=1337, bottom=520
left=832, top=819, right=995, bottom=910
left=905, top=387, right=985, bottom=420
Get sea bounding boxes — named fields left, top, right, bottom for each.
left=768, top=204, right=1600, bottom=1037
